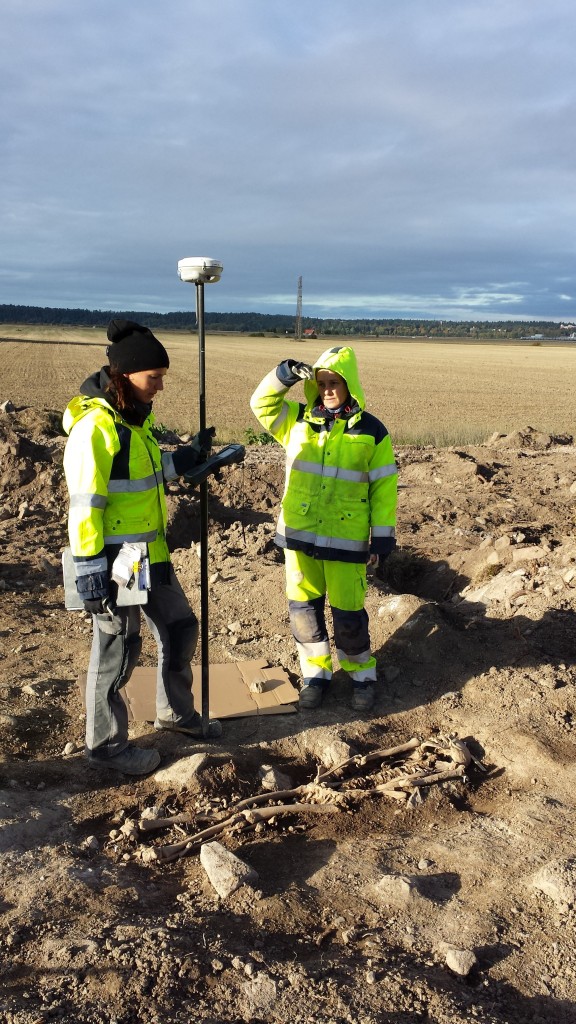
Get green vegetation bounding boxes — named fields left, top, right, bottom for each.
left=243, top=426, right=277, bottom=446
left=1, top=303, right=574, bottom=341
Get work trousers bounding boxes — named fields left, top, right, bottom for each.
left=85, top=565, right=199, bottom=759
left=285, top=549, right=377, bottom=689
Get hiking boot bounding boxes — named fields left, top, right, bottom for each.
left=351, top=684, right=375, bottom=712
left=87, top=744, right=161, bottom=776
left=298, top=683, right=324, bottom=710
left=154, top=712, right=222, bottom=739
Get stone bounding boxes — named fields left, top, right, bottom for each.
left=242, top=972, right=278, bottom=1015
left=445, top=947, right=477, bottom=976
left=369, top=872, right=419, bottom=907
left=258, top=764, right=293, bottom=792
left=464, top=568, right=527, bottom=605
left=512, top=545, right=545, bottom=563
left=532, top=858, right=576, bottom=908
left=200, top=840, right=259, bottom=898
left=154, top=753, right=208, bottom=787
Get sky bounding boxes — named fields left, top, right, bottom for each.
left=2, top=0, right=576, bottom=323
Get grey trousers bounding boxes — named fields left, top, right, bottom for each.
left=85, top=566, right=199, bottom=758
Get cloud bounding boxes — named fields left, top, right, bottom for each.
left=1, top=0, right=575, bottom=321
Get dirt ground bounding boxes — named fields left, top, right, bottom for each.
left=1, top=398, right=575, bottom=1023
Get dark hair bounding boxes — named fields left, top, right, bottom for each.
left=105, top=370, right=140, bottom=416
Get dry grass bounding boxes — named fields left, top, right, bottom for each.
left=1, top=325, right=575, bottom=445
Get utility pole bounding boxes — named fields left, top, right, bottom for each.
left=295, top=275, right=303, bottom=340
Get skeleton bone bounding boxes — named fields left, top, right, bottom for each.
left=316, top=738, right=420, bottom=783
left=138, top=812, right=193, bottom=832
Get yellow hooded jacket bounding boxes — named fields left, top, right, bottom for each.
left=250, top=346, right=397, bottom=563
left=62, top=381, right=170, bottom=579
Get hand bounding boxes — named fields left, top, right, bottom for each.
left=367, top=553, right=379, bottom=567
left=288, top=360, right=314, bottom=380
left=76, top=570, right=109, bottom=605
left=83, top=596, right=117, bottom=617
left=276, top=359, right=315, bottom=387
left=195, top=426, right=216, bottom=456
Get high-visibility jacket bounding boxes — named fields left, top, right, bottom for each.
left=250, top=346, right=397, bottom=563
left=63, top=377, right=171, bottom=578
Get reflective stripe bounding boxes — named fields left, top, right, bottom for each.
left=337, top=649, right=377, bottom=683
left=267, top=370, right=288, bottom=393
left=108, top=473, right=160, bottom=493
left=104, top=529, right=157, bottom=544
left=270, top=403, right=290, bottom=434
left=280, top=522, right=368, bottom=552
left=295, top=639, right=332, bottom=682
left=342, top=664, right=377, bottom=683
left=297, top=639, right=331, bottom=660
left=69, top=493, right=107, bottom=510
left=74, top=555, right=108, bottom=576
left=162, top=451, right=177, bottom=482
left=371, top=525, right=396, bottom=538
left=288, top=457, right=368, bottom=483
left=369, top=462, right=397, bottom=481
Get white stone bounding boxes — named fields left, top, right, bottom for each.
left=258, top=765, right=293, bottom=792
left=242, top=973, right=278, bottom=1014
left=200, top=840, right=259, bottom=898
left=445, top=947, right=477, bottom=976
left=532, top=859, right=576, bottom=908
left=369, top=872, right=418, bottom=907
left=154, top=752, right=208, bottom=787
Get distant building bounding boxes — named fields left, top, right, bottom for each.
left=303, top=328, right=317, bottom=339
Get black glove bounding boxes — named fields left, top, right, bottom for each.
left=171, top=426, right=216, bottom=477
left=76, top=571, right=110, bottom=615
left=276, top=359, right=315, bottom=387
left=193, top=426, right=216, bottom=459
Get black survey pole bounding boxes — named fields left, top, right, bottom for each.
left=196, top=280, right=210, bottom=738
left=177, top=257, right=223, bottom=740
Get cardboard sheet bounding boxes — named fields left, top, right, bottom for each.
left=78, top=658, right=299, bottom=722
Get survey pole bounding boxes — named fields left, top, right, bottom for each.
left=177, top=257, right=223, bottom=738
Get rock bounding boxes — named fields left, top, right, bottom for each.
left=532, top=858, right=576, bottom=909
left=140, top=804, right=166, bottom=820
left=154, top=752, right=208, bottom=787
left=200, top=840, right=259, bottom=898
left=258, top=764, right=293, bottom=791
left=322, top=738, right=354, bottom=769
left=512, top=545, right=546, bottom=563
left=299, top=727, right=354, bottom=768
left=242, top=972, right=278, bottom=1016
left=445, top=947, right=477, bottom=976
left=368, top=871, right=419, bottom=907
left=22, top=682, right=44, bottom=696
left=463, top=568, right=527, bottom=605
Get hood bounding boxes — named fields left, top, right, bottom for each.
left=303, top=346, right=366, bottom=412
left=62, top=368, right=116, bottom=436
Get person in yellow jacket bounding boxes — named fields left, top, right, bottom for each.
left=250, top=346, right=397, bottom=712
left=63, top=319, right=221, bottom=776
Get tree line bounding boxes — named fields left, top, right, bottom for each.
left=0, top=304, right=573, bottom=340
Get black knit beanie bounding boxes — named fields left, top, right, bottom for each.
left=106, top=319, right=170, bottom=373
